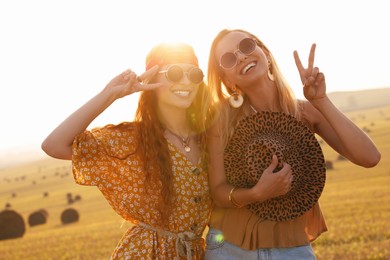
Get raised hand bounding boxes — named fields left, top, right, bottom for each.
left=104, top=65, right=165, bottom=99
left=293, top=44, right=326, bottom=102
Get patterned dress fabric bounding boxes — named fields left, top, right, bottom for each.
left=72, top=122, right=212, bottom=259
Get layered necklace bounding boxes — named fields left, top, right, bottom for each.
left=165, top=128, right=192, bottom=153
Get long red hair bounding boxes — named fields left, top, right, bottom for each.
left=134, top=43, right=215, bottom=226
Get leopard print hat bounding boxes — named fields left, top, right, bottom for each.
left=224, top=111, right=326, bottom=222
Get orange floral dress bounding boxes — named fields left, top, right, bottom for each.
left=72, top=122, right=212, bottom=259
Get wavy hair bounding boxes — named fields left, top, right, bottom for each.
left=207, top=29, right=299, bottom=147
left=134, top=59, right=215, bottom=226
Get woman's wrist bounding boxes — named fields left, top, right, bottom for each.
left=100, top=87, right=121, bottom=104
left=249, top=185, right=267, bottom=203
left=309, top=95, right=330, bottom=110
left=228, top=187, right=243, bottom=208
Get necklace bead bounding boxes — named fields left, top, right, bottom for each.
left=165, top=128, right=191, bottom=153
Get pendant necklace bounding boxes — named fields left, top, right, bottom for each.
left=165, top=128, right=191, bottom=153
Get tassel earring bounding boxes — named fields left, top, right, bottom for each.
left=267, top=58, right=275, bottom=81
left=229, top=85, right=243, bottom=108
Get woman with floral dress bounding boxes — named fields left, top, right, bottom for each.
left=42, top=42, right=215, bottom=259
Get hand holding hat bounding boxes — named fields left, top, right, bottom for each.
left=224, top=111, right=326, bottom=221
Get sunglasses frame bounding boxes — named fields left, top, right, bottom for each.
left=159, top=65, right=204, bottom=84
left=219, top=38, right=257, bottom=70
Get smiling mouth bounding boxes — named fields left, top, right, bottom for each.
left=241, top=61, right=257, bottom=74
left=172, top=90, right=191, bottom=97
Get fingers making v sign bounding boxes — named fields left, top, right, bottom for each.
left=105, top=65, right=165, bottom=99
left=293, top=44, right=326, bottom=102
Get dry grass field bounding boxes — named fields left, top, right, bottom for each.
left=1, top=105, right=389, bottom=260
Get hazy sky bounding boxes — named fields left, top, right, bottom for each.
left=1, top=0, right=389, bottom=164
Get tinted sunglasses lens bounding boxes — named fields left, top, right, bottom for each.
left=166, top=65, right=183, bottom=83
left=189, top=68, right=204, bottom=84
left=220, top=52, right=237, bottom=69
left=239, top=38, right=256, bottom=54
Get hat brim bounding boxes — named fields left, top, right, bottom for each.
left=224, top=111, right=326, bottom=221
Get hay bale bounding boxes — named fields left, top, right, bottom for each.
left=66, top=193, right=77, bottom=204
left=61, top=208, right=79, bottom=224
left=74, top=195, right=82, bottom=201
left=28, top=209, right=49, bottom=227
left=67, top=197, right=74, bottom=204
left=0, top=209, right=26, bottom=240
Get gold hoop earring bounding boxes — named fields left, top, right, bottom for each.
left=267, top=59, right=275, bottom=82
left=229, top=85, right=243, bottom=108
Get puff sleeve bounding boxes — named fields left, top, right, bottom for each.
left=71, top=122, right=139, bottom=186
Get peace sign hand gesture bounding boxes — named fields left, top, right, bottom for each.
left=293, top=44, right=326, bottom=103
left=104, top=65, right=165, bottom=99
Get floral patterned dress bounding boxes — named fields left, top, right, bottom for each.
left=72, top=122, right=212, bottom=259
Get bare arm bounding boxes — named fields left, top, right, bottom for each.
left=41, top=66, right=162, bottom=160
left=294, top=44, right=381, bottom=167
left=304, top=99, right=380, bottom=167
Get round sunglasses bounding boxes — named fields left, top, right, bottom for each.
left=220, top=38, right=257, bottom=69
left=158, top=65, right=204, bottom=84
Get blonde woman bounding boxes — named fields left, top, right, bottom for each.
left=205, top=29, right=381, bottom=259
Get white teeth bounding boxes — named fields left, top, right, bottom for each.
left=173, top=90, right=190, bottom=97
left=242, top=62, right=256, bottom=74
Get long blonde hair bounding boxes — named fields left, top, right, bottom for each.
left=207, top=29, right=299, bottom=146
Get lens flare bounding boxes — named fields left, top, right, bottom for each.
left=214, top=233, right=224, bottom=243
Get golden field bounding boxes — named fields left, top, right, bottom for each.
left=1, top=105, right=390, bottom=260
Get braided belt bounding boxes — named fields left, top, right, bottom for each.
left=138, top=222, right=200, bottom=260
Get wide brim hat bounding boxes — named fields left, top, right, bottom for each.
left=224, top=111, right=326, bottom=221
